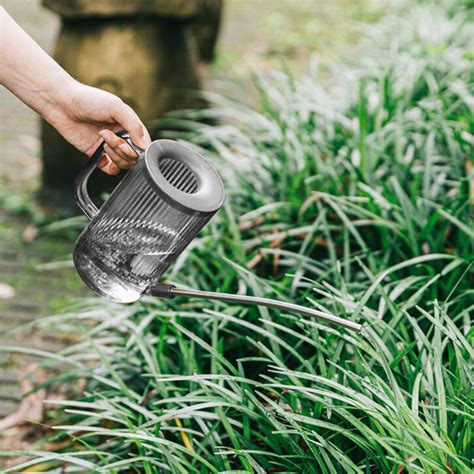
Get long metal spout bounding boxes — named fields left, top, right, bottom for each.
left=147, top=283, right=362, bottom=332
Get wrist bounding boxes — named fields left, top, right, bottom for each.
left=41, top=73, right=79, bottom=125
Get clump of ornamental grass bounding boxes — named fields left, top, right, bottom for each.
left=2, top=262, right=472, bottom=473
left=1, top=0, right=472, bottom=472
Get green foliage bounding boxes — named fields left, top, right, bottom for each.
left=0, top=191, right=48, bottom=226
left=3, top=0, right=472, bottom=472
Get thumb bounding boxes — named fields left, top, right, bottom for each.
left=110, top=100, right=151, bottom=149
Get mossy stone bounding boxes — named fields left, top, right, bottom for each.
left=42, top=0, right=201, bottom=19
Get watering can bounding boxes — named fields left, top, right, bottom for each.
left=73, top=132, right=362, bottom=332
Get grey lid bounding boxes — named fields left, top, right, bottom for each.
left=144, top=140, right=226, bottom=214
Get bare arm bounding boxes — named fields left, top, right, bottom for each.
left=0, top=6, right=71, bottom=116
left=0, top=7, right=150, bottom=174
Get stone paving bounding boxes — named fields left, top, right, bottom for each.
left=0, top=1, right=58, bottom=193
left=0, top=0, right=67, bottom=420
left=0, top=207, right=87, bottom=418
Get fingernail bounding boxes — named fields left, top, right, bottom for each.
left=135, top=139, right=147, bottom=149
left=97, top=155, right=108, bottom=168
left=109, top=163, right=120, bottom=175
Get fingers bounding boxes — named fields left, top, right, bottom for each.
left=104, top=143, right=134, bottom=169
left=96, top=97, right=151, bottom=175
left=97, top=153, right=120, bottom=176
left=99, top=129, right=138, bottom=170
left=109, top=100, right=151, bottom=149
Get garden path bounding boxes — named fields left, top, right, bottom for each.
left=0, top=0, right=68, bottom=420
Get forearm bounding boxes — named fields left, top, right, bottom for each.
left=0, top=6, right=75, bottom=121
left=0, top=6, right=149, bottom=170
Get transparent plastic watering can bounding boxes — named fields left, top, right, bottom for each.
left=73, top=132, right=361, bottom=332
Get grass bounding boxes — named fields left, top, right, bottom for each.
left=1, top=0, right=473, bottom=472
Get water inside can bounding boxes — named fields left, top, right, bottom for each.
left=73, top=139, right=224, bottom=303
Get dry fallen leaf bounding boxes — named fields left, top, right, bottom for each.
left=22, top=224, right=39, bottom=243
left=0, top=283, right=15, bottom=300
left=0, top=365, right=46, bottom=432
left=247, top=251, right=264, bottom=269
left=396, top=455, right=418, bottom=474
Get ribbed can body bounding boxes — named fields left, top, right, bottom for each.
left=73, top=140, right=224, bottom=303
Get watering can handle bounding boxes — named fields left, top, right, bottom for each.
left=74, top=130, right=144, bottom=220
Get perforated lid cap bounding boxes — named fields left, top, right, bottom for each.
left=144, top=140, right=226, bottom=214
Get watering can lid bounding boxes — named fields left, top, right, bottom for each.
left=144, top=140, right=226, bottom=214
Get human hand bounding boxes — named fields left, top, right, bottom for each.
left=0, top=8, right=151, bottom=175
left=45, top=81, right=151, bottom=175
